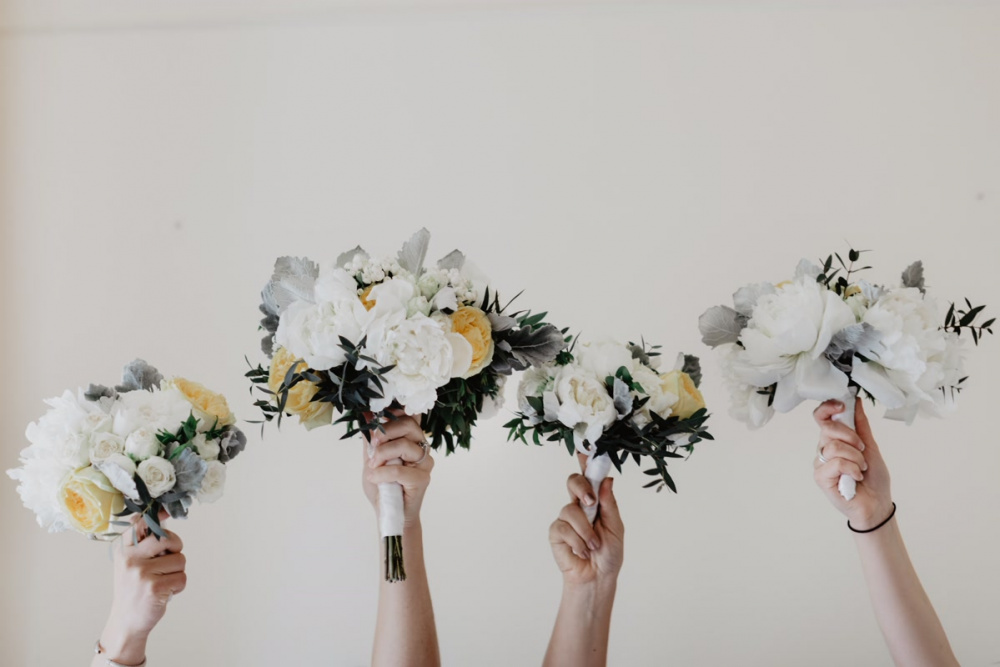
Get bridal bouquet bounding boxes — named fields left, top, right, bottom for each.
left=248, top=228, right=565, bottom=581
left=699, top=248, right=993, bottom=499
left=506, top=337, right=713, bottom=523
left=7, top=360, right=246, bottom=541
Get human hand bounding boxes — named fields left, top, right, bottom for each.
left=813, top=398, right=894, bottom=530
left=549, top=456, right=625, bottom=587
left=97, top=512, right=186, bottom=665
left=362, top=412, right=434, bottom=528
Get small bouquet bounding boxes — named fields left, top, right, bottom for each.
left=7, top=360, right=246, bottom=541
left=699, top=248, right=993, bottom=499
left=249, top=229, right=565, bottom=581
left=506, top=337, right=713, bottom=523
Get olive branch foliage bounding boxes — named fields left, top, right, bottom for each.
left=505, top=340, right=713, bottom=494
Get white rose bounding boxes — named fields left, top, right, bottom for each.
left=95, top=454, right=139, bottom=500
left=125, top=427, right=161, bottom=461
left=89, top=432, right=125, bottom=464
left=553, top=366, right=617, bottom=446
left=630, top=365, right=679, bottom=427
left=275, top=300, right=364, bottom=371
left=137, top=456, right=176, bottom=498
left=193, top=434, right=220, bottom=461
left=370, top=314, right=454, bottom=415
left=737, top=278, right=857, bottom=412
left=198, top=461, right=227, bottom=503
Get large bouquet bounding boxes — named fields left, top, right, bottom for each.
left=506, top=337, right=713, bottom=522
left=249, top=229, right=565, bottom=581
left=7, top=360, right=246, bottom=541
left=699, top=248, right=993, bottom=499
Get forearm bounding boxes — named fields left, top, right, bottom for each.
left=373, top=522, right=440, bottom=667
left=543, top=579, right=617, bottom=667
left=853, top=517, right=957, bottom=667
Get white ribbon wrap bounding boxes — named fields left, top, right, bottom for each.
left=378, top=459, right=405, bottom=539
left=830, top=386, right=858, bottom=501
left=582, top=453, right=612, bottom=524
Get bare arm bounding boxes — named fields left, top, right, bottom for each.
left=91, top=515, right=186, bottom=667
left=544, top=463, right=624, bottom=667
left=814, top=399, right=957, bottom=667
left=363, top=415, right=440, bottom=667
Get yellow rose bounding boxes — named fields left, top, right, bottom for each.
left=58, top=466, right=124, bottom=535
left=268, top=347, right=334, bottom=430
left=844, top=284, right=862, bottom=297
left=660, top=370, right=707, bottom=420
left=450, top=306, right=495, bottom=378
left=359, top=285, right=376, bottom=311
left=171, top=377, right=236, bottom=428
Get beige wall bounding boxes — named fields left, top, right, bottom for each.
left=1, top=2, right=998, bottom=665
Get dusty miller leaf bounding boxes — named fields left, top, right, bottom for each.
left=698, top=305, right=747, bottom=348
left=901, top=260, right=925, bottom=294
left=437, top=249, right=466, bottom=271
left=681, top=354, right=703, bottom=388
left=397, top=228, right=431, bottom=276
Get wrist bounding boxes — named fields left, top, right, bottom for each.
left=99, top=620, right=149, bottom=665
left=563, top=576, right=618, bottom=603
left=848, top=499, right=895, bottom=532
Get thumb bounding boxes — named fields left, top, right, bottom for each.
left=576, top=452, right=588, bottom=474
left=596, top=477, right=624, bottom=534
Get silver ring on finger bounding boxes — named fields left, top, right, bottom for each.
left=410, top=440, right=429, bottom=466
left=816, top=444, right=829, bottom=464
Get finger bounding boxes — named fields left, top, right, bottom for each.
left=853, top=398, right=880, bottom=455
left=549, top=519, right=590, bottom=559
left=567, top=473, right=597, bottom=508
left=814, top=458, right=864, bottom=487
left=575, top=452, right=588, bottom=473
left=559, top=502, right=601, bottom=551
left=595, top=477, right=624, bottom=535
left=813, top=400, right=845, bottom=424
left=150, top=553, right=186, bottom=575
left=818, top=421, right=865, bottom=451
left=817, top=440, right=868, bottom=471
left=133, top=529, right=183, bottom=558
left=370, top=415, right=425, bottom=447
left=154, top=572, right=187, bottom=599
left=366, top=464, right=431, bottom=492
left=369, top=438, right=427, bottom=468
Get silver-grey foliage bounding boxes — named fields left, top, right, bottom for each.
left=698, top=305, right=748, bottom=348
left=171, top=447, right=209, bottom=495
left=218, top=428, right=247, bottom=463
left=681, top=354, right=703, bottom=388
left=824, top=323, right=884, bottom=372
left=613, top=377, right=633, bottom=417
left=437, top=249, right=466, bottom=271
left=117, top=360, right=164, bottom=393
left=396, top=228, right=431, bottom=276
left=262, top=256, right=319, bottom=318
left=84, top=384, right=117, bottom=402
left=901, top=260, right=925, bottom=294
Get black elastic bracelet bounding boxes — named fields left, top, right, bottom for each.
left=848, top=502, right=897, bottom=534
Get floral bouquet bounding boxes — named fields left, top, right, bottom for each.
left=7, top=360, right=246, bottom=541
left=699, top=248, right=993, bottom=499
left=248, top=228, right=565, bottom=581
left=506, top=337, right=713, bottom=523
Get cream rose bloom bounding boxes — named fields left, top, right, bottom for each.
left=125, top=427, right=161, bottom=461
left=267, top=347, right=334, bottom=430
left=57, top=466, right=123, bottom=534
left=170, top=378, right=235, bottom=429
left=198, top=461, right=226, bottom=503
left=137, top=456, right=176, bottom=498
left=89, top=432, right=125, bottom=464
left=449, top=307, right=495, bottom=378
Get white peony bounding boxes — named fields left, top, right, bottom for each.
left=859, top=288, right=952, bottom=422
left=198, top=461, right=227, bottom=503
left=124, top=427, right=161, bottom=461
left=517, top=366, right=556, bottom=425
left=112, top=387, right=193, bottom=439
left=718, top=346, right=775, bottom=428
left=552, top=366, right=617, bottom=446
left=737, top=278, right=857, bottom=412
left=369, top=314, right=454, bottom=415
left=575, top=339, right=639, bottom=380
left=89, top=432, right=125, bottom=464
left=137, top=456, right=176, bottom=498
left=275, top=300, right=364, bottom=371
left=314, top=265, right=364, bottom=305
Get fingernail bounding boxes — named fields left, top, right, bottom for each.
left=862, top=462, right=868, bottom=471
left=584, top=494, right=596, bottom=506
left=588, top=539, right=600, bottom=551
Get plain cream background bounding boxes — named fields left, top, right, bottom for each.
left=2, top=1, right=998, bottom=665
